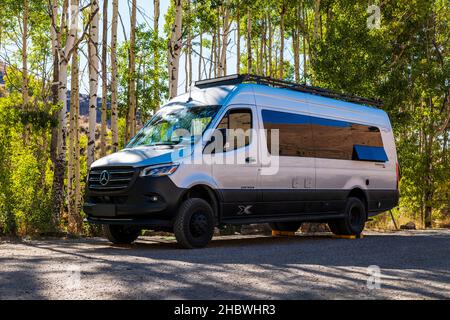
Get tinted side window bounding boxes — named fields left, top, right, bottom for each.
left=350, top=124, right=383, bottom=147
left=262, top=109, right=385, bottom=161
left=216, top=108, right=252, bottom=151
left=262, top=110, right=314, bottom=157
left=310, top=117, right=353, bottom=160
left=310, top=116, right=384, bottom=161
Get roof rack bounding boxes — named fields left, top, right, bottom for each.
left=195, top=74, right=383, bottom=108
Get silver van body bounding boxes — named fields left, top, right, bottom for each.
left=84, top=77, right=399, bottom=246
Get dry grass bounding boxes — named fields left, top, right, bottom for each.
left=436, top=216, right=450, bottom=229
left=366, top=211, right=423, bottom=230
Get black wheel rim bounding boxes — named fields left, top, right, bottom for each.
left=189, top=211, right=208, bottom=238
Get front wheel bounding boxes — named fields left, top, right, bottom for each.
left=173, top=198, right=215, bottom=249
left=103, top=225, right=141, bottom=244
left=328, top=197, right=366, bottom=236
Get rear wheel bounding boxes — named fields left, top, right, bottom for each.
left=173, top=198, right=215, bottom=249
left=269, top=221, right=302, bottom=232
left=103, top=225, right=141, bottom=244
left=328, top=197, right=366, bottom=236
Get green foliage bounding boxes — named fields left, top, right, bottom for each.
left=0, top=93, right=55, bottom=235
left=10, top=142, right=54, bottom=235
left=311, top=0, right=450, bottom=225
left=0, top=97, right=17, bottom=234
left=118, top=117, right=127, bottom=149
left=117, top=24, right=169, bottom=124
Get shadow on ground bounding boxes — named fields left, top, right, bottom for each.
left=1, top=230, right=449, bottom=299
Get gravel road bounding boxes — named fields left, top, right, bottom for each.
left=1, top=229, right=449, bottom=300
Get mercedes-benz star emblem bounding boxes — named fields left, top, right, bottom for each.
left=99, top=170, right=110, bottom=186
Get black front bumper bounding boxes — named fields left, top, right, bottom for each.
left=85, top=216, right=173, bottom=227
left=83, top=172, right=185, bottom=226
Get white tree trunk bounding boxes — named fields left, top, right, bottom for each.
left=51, top=0, right=79, bottom=222
left=127, top=0, right=137, bottom=141
left=87, top=0, right=99, bottom=168
left=168, top=0, right=183, bottom=99
left=100, top=0, right=108, bottom=157
left=246, top=7, right=252, bottom=73
left=280, top=1, right=286, bottom=79
left=268, top=13, right=272, bottom=77
left=153, top=0, right=160, bottom=109
left=236, top=7, right=240, bottom=74
left=111, top=0, right=119, bottom=152
left=186, top=0, right=192, bottom=88
left=220, top=2, right=230, bottom=77
left=68, top=45, right=81, bottom=233
left=198, top=31, right=203, bottom=79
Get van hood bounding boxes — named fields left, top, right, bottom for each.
left=90, top=146, right=191, bottom=169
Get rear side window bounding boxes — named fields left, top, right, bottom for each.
left=262, top=109, right=386, bottom=162
left=262, top=110, right=314, bottom=157
left=310, top=116, right=386, bottom=161
left=350, top=124, right=383, bottom=147
left=309, top=117, right=353, bottom=160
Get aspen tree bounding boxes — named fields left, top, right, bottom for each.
left=236, top=5, right=240, bottom=73
left=126, top=0, right=137, bottom=141
left=110, top=0, right=119, bottom=152
left=88, top=0, right=99, bottom=168
left=100, top=0, right=108, bottom=157
left=68, top=44, right=81, bottom=233
left=50, top=0, right=81, bottom=222
left=220, top=1, right=230, bottom=77
left=22, top=0, right=29, bottom=109
left=280, top=0, right=286, bottom=78
left=246, top=6, right=252, bottom=73
left=168, top=0, right=183, bottom=99
left=153, top=0, right=160, bottom=109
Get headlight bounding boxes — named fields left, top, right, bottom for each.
left=140, top=163, right=179, bottom=177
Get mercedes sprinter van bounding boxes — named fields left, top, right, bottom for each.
left=84, top=74, right=399, bottom=248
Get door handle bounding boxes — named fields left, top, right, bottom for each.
left=245, top=157, right=256, bottom=163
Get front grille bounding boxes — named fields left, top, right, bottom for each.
left=88, top=167, right=136, bottom=191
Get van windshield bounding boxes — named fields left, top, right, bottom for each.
left=126, top=104, right=221, bottom=148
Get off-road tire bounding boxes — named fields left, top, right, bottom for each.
left=103, top=225, right=141, bottom=244
left=328, top=197, right=366, bottom=236
left=173, top=198, right=215, bottom=249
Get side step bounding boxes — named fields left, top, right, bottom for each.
left=271, top=230, right=364, bottom=239
left=272, top=230, right=297, bottom=237
left=332, top=234, right=364, bottom=239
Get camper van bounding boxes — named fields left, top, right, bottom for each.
left=84, top=74, right=399, bottom=248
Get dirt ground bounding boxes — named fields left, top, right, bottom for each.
left=1, top=229, right=449, bottom=299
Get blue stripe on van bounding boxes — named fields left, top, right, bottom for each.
left=262, top=109, right=350, bottom=127
left=309, top=116, right=350, bottom=128
left=353, top=145, right=388, bottom=162
left=262, top=110, right=309, bottom=124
